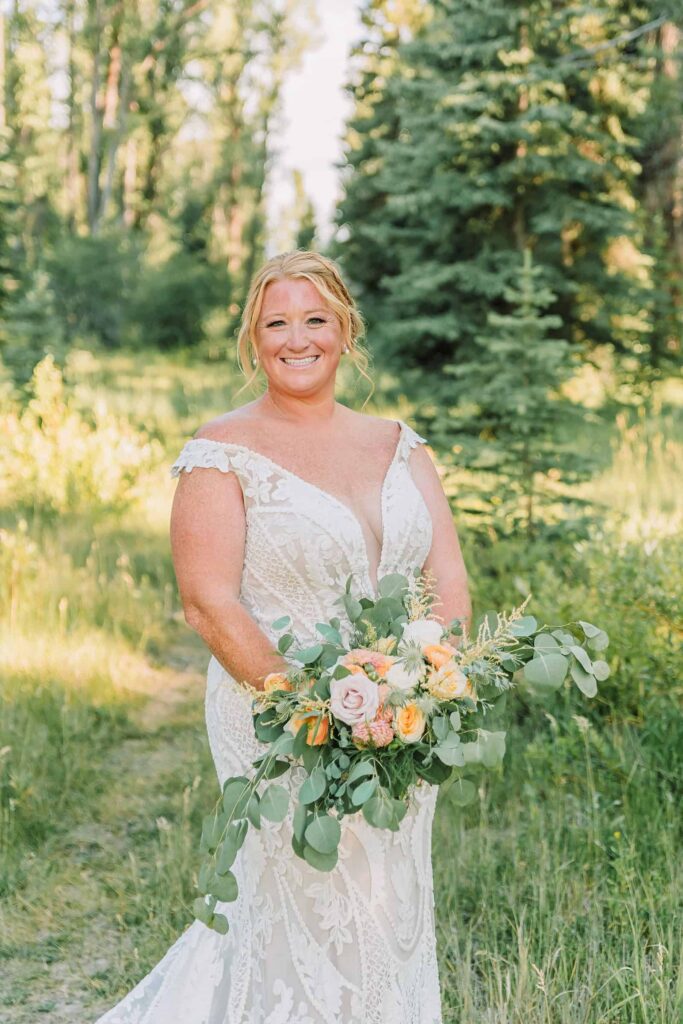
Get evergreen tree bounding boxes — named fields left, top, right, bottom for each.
left=336, top=0, right=650, bottom=395
left=436, top=249, right=593, bottom=535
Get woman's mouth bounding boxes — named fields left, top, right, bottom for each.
left=280, top=355, right=320, bottom=367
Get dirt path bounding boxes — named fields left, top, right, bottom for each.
left=0, top=635, right=211, bottom=1024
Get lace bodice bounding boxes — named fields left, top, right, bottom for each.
left=170, top=419, right=433, bottom=648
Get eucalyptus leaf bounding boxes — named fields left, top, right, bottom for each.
left=246, top=793, right=261, bottom=829
left=291, top=644, right=324, bottom=665
left=449, top=710, right=462, bottom=732
left=523, top=652, right=568, bottom=690
left=587, top=630, right=609, bottom=652
left=432, top=716, right=450, bottom=741
left=304, top=814, right=342, bottom=855
left=534, top=632, right=560, bottom=652
left=292, top=802, right=308, bottom=843
left=303, top=843, right=338, bottom=872
left=259, top=784, right=290, bottom=823
left=271, top=615, right=291, bottom=631
left=569, top=644, right=593, bottom=673
left=592, top=659, right=610, bottom=681
left=210, top=913, right=229, bottom=935
left=222, top=777, right=252, bottom=820
left=578, top=620, right=601, bottom=638
left=377, top=573, right=409, bottom=599
left=209, top=870, right=238, bottom=903
left=435, top=732, right=465, bottom=766
left=570, top=662, right=598, bottom=697
left=342, top=594, right=363, bottom=621
left=277, top=634, right=294, bottom=654
left=347, top=759, right=376, bottom=784
left=509, top=615, right=538, bottom=637
left=351, top=777, right=378, bottom=806
left=193, top=896, right=212, bottom=924
left=299, top=766, right=327, bottom=805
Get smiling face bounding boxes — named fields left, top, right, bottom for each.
left=254, top=277, right=345, bottom=400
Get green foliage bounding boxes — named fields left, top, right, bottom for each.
left=0, top=356, right=164, bottom=516
left=128, top=254, right=228, bottom=351
left=434, top=249, right=593, bottom=532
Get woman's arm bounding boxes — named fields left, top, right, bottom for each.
left=170, top=465, right=288, bottom=690
left=407, top=444, right=472, bottom=639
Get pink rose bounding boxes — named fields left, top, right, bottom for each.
left=330, top=672, right=380, bottom=726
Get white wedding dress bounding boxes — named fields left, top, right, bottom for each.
left=95, top=419, right=442, bottom=1024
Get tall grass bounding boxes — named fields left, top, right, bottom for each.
left=0, top=353, right=680, bottom=1021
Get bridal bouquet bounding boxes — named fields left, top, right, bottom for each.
left=193, top=571, right=610, bottom=934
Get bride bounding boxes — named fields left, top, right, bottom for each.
left=95, top=250, right=471, bottom=1024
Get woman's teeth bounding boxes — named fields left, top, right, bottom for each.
left=281, top=355, right=319, bottom=366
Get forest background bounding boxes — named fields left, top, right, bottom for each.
left=0, top=1, right=681, bottom=1021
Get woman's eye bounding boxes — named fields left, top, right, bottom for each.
left=267, top=319, right=285, bottom=327
left=308, top=317, right=325, bottom=325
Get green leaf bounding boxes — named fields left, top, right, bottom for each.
left=272, top=615, right=291, bottom=631
left=377, top=573, right=409, bottom=598
left=592, top=659, right=610, bottom=681
left=222, top=777, right=252, bottom=819
left=197, top=862, right=212, bottom=894
left=316, top=622, right=343, bottom=644
left=362, top=790, right=406, bottom=831
left=570, top=662, right=598, bottom=698
left=210, top=913, right=229, bottom=935
left=270, top=731, right=295, bottom=757
left=435, top=732, right=465, bottom=766
left=291, top=644, right=324, bottom=665
left=209, top=870, right=238, bottom=903
left=449, top=710, right=462, bottom=732
left=200, top=811, right=226, bottom=854
left=277, top=634, right=294, bottom=654
left=552, top=628, right=575, bottom=648
left=259, top=784, right=289, bottom=823
left=193, top=896, right=212, bottom=924
left=302, top=843, right=338, bottom=872
left=246, top=794, right=261, bottom=829
left=261, top=758, right=290, bottom=781
left=587, top=630, right=609, bottom=652
left=351, top=777, right=378, bottom=806
left=534, top=632, right=560, bottom=652
left=449, top=778, right=477, bottom=806
left=347, top=760, right=376, bottom=785
left=569, top=644, right=593, bottom=673
left=432, top=716, right=450, bottom=741
left=292, top=802, right=308, bottom=843
left=523, top=653, right=568, bottom=690
left=578, top=620, right=601, bottom=638
left=299, top=766, right=327, bottom=805
left=342, top=594, right=363, bottom=621
left=509, top=615, right=538, bottom=637
left=304, top=814, right=342, bottom=854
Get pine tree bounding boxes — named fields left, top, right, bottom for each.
left=435, top=249, right=592, bottom=535
left=336, top=0, right=650, bottom=389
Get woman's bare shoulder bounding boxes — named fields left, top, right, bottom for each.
left=193, top=402, right=266, bottom=446
left=343, top=409, right=403, bottom=445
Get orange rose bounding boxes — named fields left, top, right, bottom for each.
left=423, top=643, right=457, bottom=669
left=263, top=672, right=293, bottom=693
left=289, top=712, right=329, bottom=746
left=395, top=702, right=426, bottom=743
left=425, top=664, right=471, bottom=701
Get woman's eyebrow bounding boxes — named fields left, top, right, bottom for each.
left=262, top=308, right=328, bottom=317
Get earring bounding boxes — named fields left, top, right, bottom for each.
left=251, top=352, right=258, bottom=367
left=342, top=345, right=349, bottom=354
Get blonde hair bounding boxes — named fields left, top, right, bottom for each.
left=235, top=250, right=374, bottom=403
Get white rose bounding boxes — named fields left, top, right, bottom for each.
left=385, top=660, right=424, bottom=692
left=401, top=618, right=444, bottom=648
left=330, top=673, right=380, bottom=726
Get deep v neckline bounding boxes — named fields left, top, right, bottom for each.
left=220, top=420, right=406, bottom=595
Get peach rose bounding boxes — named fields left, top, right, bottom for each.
left=341, top=648, right=396, bottom=678
left=287, top=711, right=329, bottom=746
left=263, top=672, right=293, bottom=693
left=395, top=702, right=426, bottom=743
left=425, top=664, right=472, bottom=701
left=423, top=643, right=457, bottom=670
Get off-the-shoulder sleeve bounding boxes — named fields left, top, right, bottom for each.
left=170, top=438, right=237, bottom=478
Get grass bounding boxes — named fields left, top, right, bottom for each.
left=0, top=351, right=681, bottom=1022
